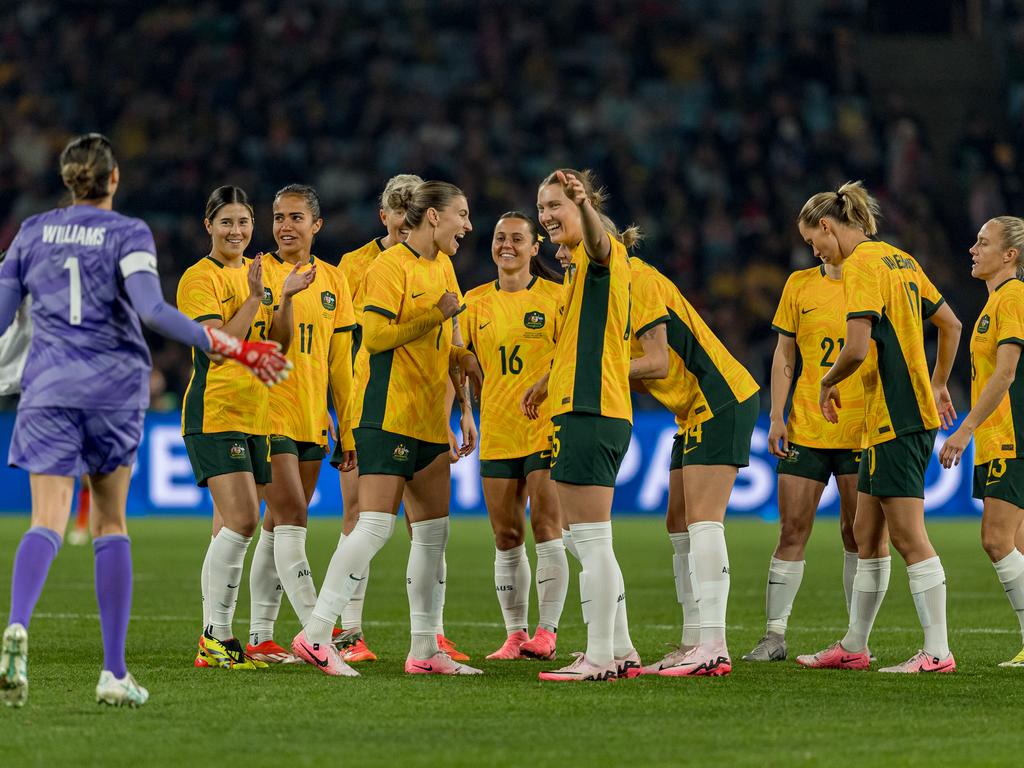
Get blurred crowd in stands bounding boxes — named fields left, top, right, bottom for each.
left=1, top=0, right=1021, bottom=410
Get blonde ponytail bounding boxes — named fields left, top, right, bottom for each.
left=991, top=215, right=1024, bottom=279
left=798, top=180, right=880, bottom=236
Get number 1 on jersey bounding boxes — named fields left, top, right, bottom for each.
left=63, top=256, right=82, bottom=325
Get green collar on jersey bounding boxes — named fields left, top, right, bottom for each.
left=494, top=275, right=538, bottom=292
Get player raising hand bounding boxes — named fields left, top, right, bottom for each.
left=527, top=169, right=639, bottom=682
left=0, top=135, right=286, bottom=708
left=178, top=185, right=312, bottom=670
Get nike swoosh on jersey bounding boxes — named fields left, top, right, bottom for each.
left=221, top=295, right=236, bottom=303
left=412, top=291, right=426, bottom=298
left=479, top=322, right=491, bottom=329
left=801, top=307, right=815, bottom=314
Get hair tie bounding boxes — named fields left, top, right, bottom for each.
left=836, top=190, right=845, bottom=201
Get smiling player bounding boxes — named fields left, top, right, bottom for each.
left=464, top=212, right=567, bottom=661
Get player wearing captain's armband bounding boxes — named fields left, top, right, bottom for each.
left=795, top=181, right=963, bottom=674
left=743, top=255, right=868, bottom=664
left=620, top=257, right=759, bottom=678
left=464, top=212, right=568, bottom=662
left=292, top=181, right=483, bottom=677
left=239, top=185, right=357, bottom=664
left=179, top=186, right=313, bottom=670
left=522, top=169, right=640, bottom=682
left=0, top=135, right=287, bottom=708
left=940, top=216, right=1024, bottom=667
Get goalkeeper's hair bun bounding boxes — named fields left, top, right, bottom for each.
left=60, top=133, right=116, bottom=201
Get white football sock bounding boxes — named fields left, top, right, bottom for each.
left=993, top=550, right=1024, bottom=641
left=842, top=556, right=891, bottom=652
left=613, top=560, right=634, bottom=657
left=274, top=525, right=317, bottom=627
left=208, top=527, right=252, bottom=641
left=409, top=518, right=448, bottom=658
left=562, top=528, right=579, bottom=561
left=688, top=521, right=730, bottom=649
left=843, top=550, right=859, bottom=617
left=535, top=537, right=568, bottom=633
left=337, top=532, right=370, bottom=633
left=201, top=534, right=214, bottom=629
left=248, top=529, right=281, bottom=645
left=307, top=511, right=395, bottom=645
left=571, top=521, right=619, bottom=666
left=431, top=552, right=448, bottom=637
left=907, top=556, right=949, bottom=659
left=669, top=532, right=700, bottom=646
left=494, top=544, right=530, bottom=634
left=765, top=557, right=805, bottom=636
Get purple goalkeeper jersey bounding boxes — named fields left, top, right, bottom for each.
left=0, top=205, right=158, bottom=410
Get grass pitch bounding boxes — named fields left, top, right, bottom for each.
left=1, top=515, right=1022, bottom=767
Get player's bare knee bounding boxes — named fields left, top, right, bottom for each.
left=495, top=529, right=524, bottom=551
left=778, top=518, right=812, bottom=550
left=530, top=518, right=561, bottom=544
left=981, top=524, right=1012, bottom=562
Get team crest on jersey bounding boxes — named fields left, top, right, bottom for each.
left=261, top=287, right=274, bottom=306
left=978, top=314, right=991, bottom=334
left=524, top=311, right=546, bottom=329
left=393, top=443, right=410, bottom=462
left=321, top=290, right=337, bottom=311
left=229, top=443, right=247, bottom=460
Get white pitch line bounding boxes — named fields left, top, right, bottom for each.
left=31, top=613, right=1019, bottom=635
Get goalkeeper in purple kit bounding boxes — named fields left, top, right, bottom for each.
left=0, top=133, right=290, bottom=708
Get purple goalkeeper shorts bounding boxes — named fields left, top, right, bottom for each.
left=8, top=407, right=145, bottom=476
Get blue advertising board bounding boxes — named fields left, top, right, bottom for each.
left=0, top=411, right=982, bottom=517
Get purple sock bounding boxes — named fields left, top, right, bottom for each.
left=8, top=526, right=62, bottom=628
left=94, top=534, right=132, bottom=678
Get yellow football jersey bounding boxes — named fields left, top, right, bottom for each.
left=351, top=242, right=463, bottom=444
left=464, top=276, right=561, bottom=459
left=339, top=240, right=460, bottom=349
left=629, top=258, right=758, bottom=431
left=843, top=240, right=943, bottom=445
left=771, top=266, right=867, bottom=449
left=550, top=237, right=632, bottom=422
left=178, top=256, right=273, bottom=436
left=263, top=254, right=356, bottom=445
left=970, top=278, right=1024, bottom=464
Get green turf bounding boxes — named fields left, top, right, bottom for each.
left=1, top=516, right=1023, bottom=767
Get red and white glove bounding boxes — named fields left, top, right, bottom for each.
left=204, top=327, right=292, bottom=387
